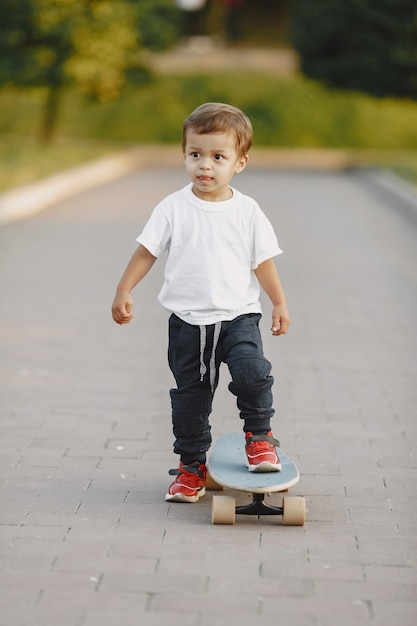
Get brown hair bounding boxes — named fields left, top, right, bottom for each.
left=182, top=102, right=253, bottom=156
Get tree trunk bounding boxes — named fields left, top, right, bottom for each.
left=40, top=85, right=60, bottom=143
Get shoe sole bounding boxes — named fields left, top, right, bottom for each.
left=165, top=487, right=206, bottom=503
left=247, top=462, right=282, bottom=473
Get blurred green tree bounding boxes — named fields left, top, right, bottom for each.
left=138, top=0, right=184, bottom=51
left=291, top=0, right=417, bottom=99
left=0, top=0, right=183, bottom=142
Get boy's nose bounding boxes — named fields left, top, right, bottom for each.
left=200, top=158, right=211, bottom=170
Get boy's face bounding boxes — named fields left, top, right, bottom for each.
left=183, top=131, right=248, bottom=202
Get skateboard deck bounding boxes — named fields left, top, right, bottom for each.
left=207, top=433, right=305, bottom=525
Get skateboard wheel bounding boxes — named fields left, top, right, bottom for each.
left=212, top=495, right=236, bottom=525
left=205, top=473, right=224, bottom=491
left=282, top=496, right=306, bottom=526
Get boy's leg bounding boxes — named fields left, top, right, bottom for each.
left=167, top=315, right=215, bottom=465
left=222, top=313, right=274, bottom=433
left=221, top=314, right=281, bottom=472
left=166, top=315, right=220, bottom=502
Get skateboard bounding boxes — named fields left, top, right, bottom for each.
left=207, top=432, right=305, bottom=525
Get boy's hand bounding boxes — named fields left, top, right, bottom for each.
left=271, top=304, right=290, bottom=336
left=112, top=290, right=134, bottom=325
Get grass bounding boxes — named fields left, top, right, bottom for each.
left=0, top=136, right=127, bottom=192
left=1, top=72, right=417, bottom=192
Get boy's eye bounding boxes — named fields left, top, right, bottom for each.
left=191, top=152, right=199, bottom=158
left=214, top=154, right=224, bottom=160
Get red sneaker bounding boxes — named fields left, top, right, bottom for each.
left=245, top=432, right=282, bottom=472
left=165, top=461, right=207, bottom=503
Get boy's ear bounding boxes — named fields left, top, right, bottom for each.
left=235, top=154, right=249, bottom=173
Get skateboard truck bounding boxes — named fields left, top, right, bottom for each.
left=235, top=492, right=283, bottom=517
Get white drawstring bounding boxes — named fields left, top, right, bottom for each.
left=199, top=324, right=207, bottom=382
left=210, top=322, right=221, bottom=392
left=199, top=322, right=222, bottom=393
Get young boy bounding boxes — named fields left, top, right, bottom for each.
left=112, top=102, right=290, bottom=503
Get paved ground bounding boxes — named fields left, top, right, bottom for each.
left=0, top=166, right=416, bottom=626
left=145, top=41, right=297, bottom=75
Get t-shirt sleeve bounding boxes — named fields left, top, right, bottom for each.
left=251, top=207, right=283, bottom=269
left=136, top=202, right=171, bottom=258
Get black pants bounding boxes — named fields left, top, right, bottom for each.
left=168, top=313, right=275, bottom=464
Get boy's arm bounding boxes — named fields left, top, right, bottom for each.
left=112, top=244, right=156, bottom=325
left=254, top=258, right=290, bottom=336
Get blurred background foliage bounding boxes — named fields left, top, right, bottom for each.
left=292, top=0, right=417, bottom=100
left=1, top=0, right=417, bottom=191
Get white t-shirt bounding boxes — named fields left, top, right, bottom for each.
left=137, top=183, right=282, bottom=325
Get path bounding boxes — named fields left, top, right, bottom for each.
left=0, top=166, right=416, bottom=625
